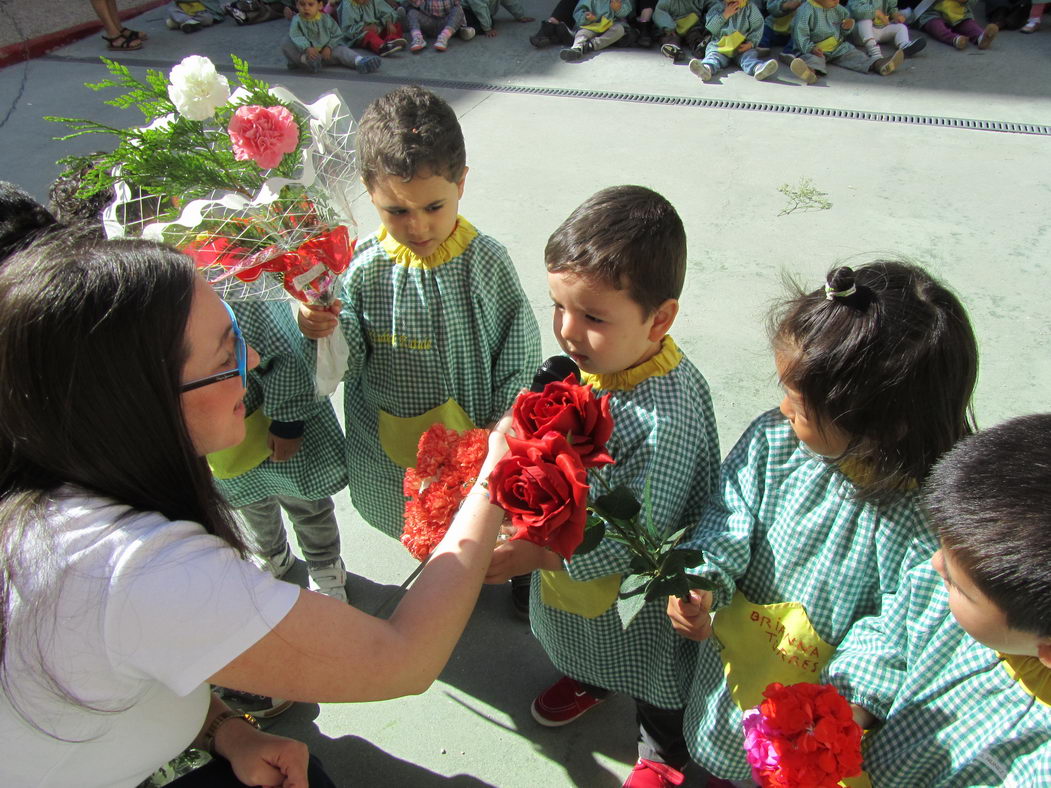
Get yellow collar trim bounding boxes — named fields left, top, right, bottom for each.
left=1000, top=653, right=1051, bottom=708
left=580, top=336, right=683, bottom=392
left=378, top=216, right=477, bottom=269
left=301, top=11, right=323, bottom=20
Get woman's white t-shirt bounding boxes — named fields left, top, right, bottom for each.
left=0, top=494, right=300, bottom=787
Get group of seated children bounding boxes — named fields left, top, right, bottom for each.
left=37, top=80, right=1051, bottom=788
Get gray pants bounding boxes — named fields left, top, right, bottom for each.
left=239, top=494, right=341, bottom=568
left=572, top=22, right=626, bottom=50
left=407, top=6, right=466, bottom=36
left=799, top=47, right=877, bottom=74
left=281, top=37, right=362, bottom=70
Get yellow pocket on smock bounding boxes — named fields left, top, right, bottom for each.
left=712, top=591, right=836, bottom=711
left=716, top=30, right=747, bottom=55
left=378, top=398, right=475, bottom=468
left=207, top=408, right=272, bottom=479
left=675, top=12, right=699, bottom=33
left=816, top=34, right=840, bottom=51
left=934, top=0, right=966, bottom=23
left=540, top=570, right=623, bottom=618
left=176, top=0, right=207, bottom=11
left=582, top=15, right=614, bottom=32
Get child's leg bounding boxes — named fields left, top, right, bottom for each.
left=407, top=8, right=431, bottom=49
left=279, top=495, right=341, bottom=568
left=659, top=28, right=684, bottom=60
left=790, top=51, right=825, bottom=83
left=738, top=47, right=777, bottom=79
left=280, top=37, right=307, bottom=67
left=238, top=496, right=293, bottom=571
left=635, top=700, right=689, bottom=770
left=682, top=23, right=710, bottom=57
left=570, top=27, right=595, bottom=49
left=855, top=18, right=882, bottom=56
left=829, top=46, right=880, bottom=72
left=331, top=43, right=382, bottom=72
left=923, top=16, right=963, bottom=46
left=434, top=5, right=467, bottom=49
left=1023, top=2, right=1045, bottom=30
left=955, top=17, right=995, bottom=47
left=590, top=21, right=626, bottom=50
left=359, top=28, right=385, bottom=52
left=384, top=21, right=406, bottom=41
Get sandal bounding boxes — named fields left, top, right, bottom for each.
left=102, top=32, right=143, bottom=50
left=121, top=26, right=148, bottom=41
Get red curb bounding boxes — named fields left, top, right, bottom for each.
left=0, top=0, right=168, bottom=70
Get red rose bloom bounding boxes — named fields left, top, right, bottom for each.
left=490, top=432, right=590, bottom=559
left=512, top=376, right=614, bottom=469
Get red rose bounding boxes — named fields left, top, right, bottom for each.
left=490, top=432, right=590, bottom=559
left=512, top=376, right=614, bottom=469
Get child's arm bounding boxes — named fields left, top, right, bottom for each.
left=465, top=0, right=495, bottom=31
left=289, top=16, right=313, bottom=51
left=705, top=3, right=731, bottom=35
left=472, top=240, right=542, bottom=424
left=573, top=0, right=597, bottom=26
left=790, top=2, right=818, bottom=56
left=651, top=0, right=678, bottom=32
left=741, top=2, right=764, bottom=45
left=298, top=300, right=340, bottom=339
left=820, top=563, right=938, bottom=725
left=612, top=0, right=633, bottom=19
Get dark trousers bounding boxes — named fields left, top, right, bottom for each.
left=168, top=753, right=337, bottom=787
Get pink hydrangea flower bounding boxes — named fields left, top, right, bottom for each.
left=228, top=105, right=299, bottom=170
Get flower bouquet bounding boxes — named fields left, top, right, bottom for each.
left=742, top=682, right=863, bottom=788
left=47, top=54, right=359, bottom=394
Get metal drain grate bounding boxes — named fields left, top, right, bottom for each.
left=48, top=55, right=1051, bottom=137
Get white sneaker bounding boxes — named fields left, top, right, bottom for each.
left=689, top=59, right=713, bottom=81
left=262, top=542, right=295, bottom=578
left=309, top=559, right=348, bottom=603
left=754, top=59, right=779, bottom=81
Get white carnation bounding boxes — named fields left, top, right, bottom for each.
left=167, top=56, right=230, bottom=122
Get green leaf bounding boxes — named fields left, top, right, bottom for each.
left=660, top=549, right=704, bottom=574
left=593, top=486, right=641, bottom=520
left=618, top=574, right=649, bottom=599
left=573, top=521, right=605, bottom=556
left=687, top=574, right=717, bottom=591
left=644, top=573, right=691, bottom=602
left=628, top=555, right=650, bottom=574
left=661, top=526, right=688, bottom=547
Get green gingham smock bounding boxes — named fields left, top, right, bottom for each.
left=824, top=563, right=1051, bottom=787
left=337, top=0, right=399, bottom=46
left=289, top=11, right=345, bottom=50
left=335, top=217, right=541, bottom=538
left=530, top=337, right=720, bottom=708
left=215, top=300, right=348, bottom=508
left=678, top=409, right=937, bottom=780
left=792, top=0, right=856, bottom=58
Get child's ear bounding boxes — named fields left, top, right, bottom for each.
left=1037, top=641, right=1051, bottom=670
left=647, top=298, right=679, bottom=342
left=456, top=166, right=469, bottom=199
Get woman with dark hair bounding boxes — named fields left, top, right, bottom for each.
left=0, top=234, right=510, bottom=787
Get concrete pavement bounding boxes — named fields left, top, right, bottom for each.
left=1, top=5, right=1050, bottom=786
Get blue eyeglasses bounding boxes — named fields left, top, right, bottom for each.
left=180, top=301, right=247, bottom=393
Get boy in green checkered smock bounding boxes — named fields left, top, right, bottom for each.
left=484, top=187, right=721, bottom=788
left=787, top=0, right=902, bottom=83
left=298, top=86, right=541, bottom=543
left=667, top=261, right=980, bottom=784
left=209, top=299, right=350, bottom=601
left=823, top=414, right=1051, bottom=787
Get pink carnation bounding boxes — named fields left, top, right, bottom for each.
left=228, top=105, right=299, bottom=170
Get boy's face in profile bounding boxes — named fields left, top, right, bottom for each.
left=547, top=271, right=670, bottom=376
left=932, top=548, right=1046, bottom=660
left=368, top=169, right=467, bottom=260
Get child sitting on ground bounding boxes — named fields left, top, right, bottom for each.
left=668, top=262, right=979, bottom=784
left=405, top=0, right=474, bottom=51
left=654, top=0, right=712, bottom=62
left=166, top=0, right=225, bottom=33
left=846, top=0, right=926, bottom=58
left=225, top=0, right=295, bottom=25
left=484, top=186, right=721, bottom=788
left=282, top=0, right=382, bottom=71
left=915, top=0, right=997, bottom=49
left=559, top=0, right=633, bottom=60
left=788, top=0, right=902, bottom=83
left=688, top=0, right=780, bottom=81
left=297, top=86, right=541, bottom=553
left=464, top=0, right=535, bottom=36
left=756, top=0, right=799, bottom=56
left=823, top=414, right=1051, bottom=786
left=337, top=0, right=408, bottom=55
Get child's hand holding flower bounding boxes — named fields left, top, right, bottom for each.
left=667, top=589, right=714, bottom=640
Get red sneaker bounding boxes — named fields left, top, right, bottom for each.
left=622, top=759, right=685, bottom=788
left=530, top=676, right=606, bottom=726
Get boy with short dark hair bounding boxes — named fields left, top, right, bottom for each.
left=298, top=86, right=541, bottom=547
left=822, top=413, right=1051, bottom=786
left=484, top=186, right=721, bottom=788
